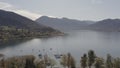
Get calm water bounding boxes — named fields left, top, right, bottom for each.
left=0, top=30, right=120, bottom=60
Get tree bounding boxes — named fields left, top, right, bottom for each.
left=0, top=59, right=5, bottom=68
left=88, top=50, right=96, bottom=68
left=80, top=54, right=87, bottom=68
left=106, top=54, right=113, bottom=68
left=94, top=57, right=105, bottom=68
left=113, top=57, right=120, bottom=68
left=70, top=56, right=76, bottom=68
left=49, top=58, right=57, bottom=68
left=43, top=54, right=49, bottom=68
left=35, top=60, right=46, bottom=68
left=67, top=53, right=71, bottom=68
left=67, top=53, right=76, bottom=68
left=25, top=56, right=36, bottom=68
left=60, top=54, right=67, bottom=68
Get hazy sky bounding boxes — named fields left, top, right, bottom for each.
left=0, top=0, right=120, bottom=21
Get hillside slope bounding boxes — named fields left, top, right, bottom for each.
left=89, top=19, right=120, bottom=31
left=36, top=16, right=94, bottom=31
left=0, top=10, right=63, bottom=41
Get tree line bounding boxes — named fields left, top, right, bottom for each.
left=0, top=50, right=120, bottom=68
left=0, top=26, right=61, bottom=42
left=61, top=50, right=120, bottom=68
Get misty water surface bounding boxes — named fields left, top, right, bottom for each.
left=0, top=30, right=120, bottom=61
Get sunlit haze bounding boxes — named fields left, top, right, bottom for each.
left=0, top=0, right=120, bottom=21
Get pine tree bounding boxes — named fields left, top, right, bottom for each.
left=106, top=54, right=113, bottom=68
left=88, top=50, right=96, bottom=68
left=113, top=57, right=120, bottom=68
left=67, top=53, right=71, bottom=68
left=70, top=56, right=76, bottom=68
left=80, top=54, right=87, bottom=68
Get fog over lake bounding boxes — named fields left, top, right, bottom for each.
left=0, top=30, right=120, bottom=60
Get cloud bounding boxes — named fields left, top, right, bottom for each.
left=0, top=2, right=12, bottom=9
left=0, top=2, right=41, bottom=20
left=12, top=10, right=42, bottom=20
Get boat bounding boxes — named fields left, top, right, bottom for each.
left=54, top=54, right=61, bottom=59
left=38, top=54, right=42, bottom=58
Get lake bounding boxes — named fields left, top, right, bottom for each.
left=0, top=30, right=120, bottom=64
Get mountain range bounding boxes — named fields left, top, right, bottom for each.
left=36, top=16, right=95, bottom=31
left=36, top=16, right=120, bottom=32
left=1, top=9, right=120, bottom=35
left=88, top=19, right=120, bottom=31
